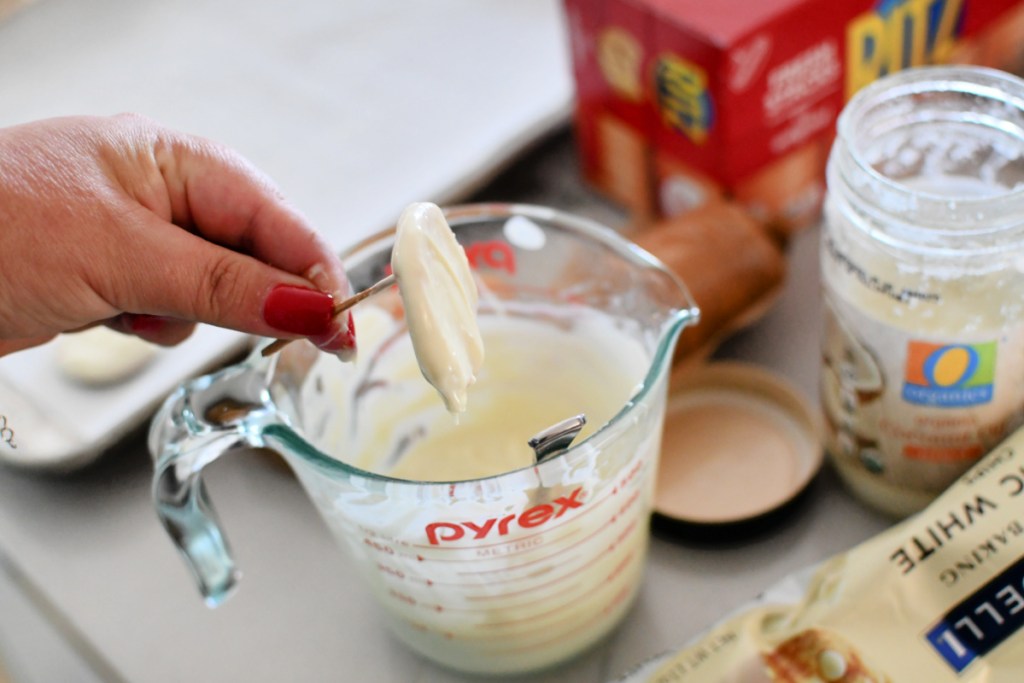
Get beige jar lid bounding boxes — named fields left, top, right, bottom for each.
left=654, top=362, right=824, bottom=539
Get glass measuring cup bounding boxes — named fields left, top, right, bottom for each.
left=149, top=204, right=698, bottom=675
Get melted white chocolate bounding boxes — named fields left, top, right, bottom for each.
left=391, top=202, right=484, bottom=414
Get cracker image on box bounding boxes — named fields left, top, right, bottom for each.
left=762, top=628, right=890, bottom=682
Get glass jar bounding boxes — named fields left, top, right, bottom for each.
left=821, top=66, right=1024, bottom=518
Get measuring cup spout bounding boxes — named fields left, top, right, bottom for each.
left=149, top=360, right=277, bottom=606
left=629, top=246, right=701, bottom=370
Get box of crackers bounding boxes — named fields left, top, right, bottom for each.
left=563, top=0, right=1024, bottom=239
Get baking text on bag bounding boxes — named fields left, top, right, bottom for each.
left=890, top=494, right=998, bottom=575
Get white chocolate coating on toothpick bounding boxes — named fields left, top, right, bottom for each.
left=391, top=202, right=484, bottom=414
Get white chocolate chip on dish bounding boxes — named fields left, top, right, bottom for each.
left=56, top=327, right=158, bottom=386
left=819, top=649, right=848, bottom=681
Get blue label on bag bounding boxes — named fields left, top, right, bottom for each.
left=925, top=556, right=1024, bottom=672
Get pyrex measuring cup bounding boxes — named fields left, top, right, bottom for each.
left=149, top=204, right=698, bottom=675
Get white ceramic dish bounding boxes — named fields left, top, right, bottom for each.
left=0, top=326, right=247, bottom=471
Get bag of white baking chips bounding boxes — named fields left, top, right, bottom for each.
left=617, top=426, right=1024, bottom=682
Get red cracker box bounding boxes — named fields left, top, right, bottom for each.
left=563, top=0, right=1024, bottom=239
left=569, top=0, right=655, bottom=213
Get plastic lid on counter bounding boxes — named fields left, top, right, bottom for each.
left=654, top=362, right=824, bottom=540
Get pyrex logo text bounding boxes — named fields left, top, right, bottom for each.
left=425, top=487, right=585, bottom=545
left=464, top=240, right=515, bottom=274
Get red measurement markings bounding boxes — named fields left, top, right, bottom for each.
left=473, top=551, right=641, bottom=652
left=462, top=520, right=641, bottom=609
left=362, top=470, right=645, bottom=594
left=359, top=459, right=648, bottom=560
left=480, top=598, right=588, bottom=629
left=355, top=524, right=412, bottom=547
left=376, top=562, right=405, bottom=580
left=463, top=582, right=583, bottom=611
left=371, top=560, right=459, bottom=587
left=618, top=457, right=646, bottom=490
left=393, top=548, right=640, bottom=649
left=352, top=458, right=647, bottom=549
left=362, top=537, right=396, bottom=555
left=397, top=587, right=584, bottom=616
left=459, top=491, right=642, bottom=578
left=379, top=523, right=642, bottom=617
left=602, top=584, right=633, bottom=619
left=389, top=588, right=417, bottom=607
left=604, top=544, right=636, bottom=584
left=461, top=533, right=583, bottom=576
left=367, top=491, right=643, bottom=606
left=606, top=517, right=640, bottom=557
left=484, top=550, right=638, bottom=629
left=370, top=505, right=638, bottom=610
left=467, top=560, right=588, bottom=600
left=614, top=487, right=643, bottom=519
left=462, top=528, right=600, bottom=578
left=384, top=592, right=460, bottom=615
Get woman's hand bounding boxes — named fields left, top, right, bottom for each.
left=0, top=114, right=355, bottom=359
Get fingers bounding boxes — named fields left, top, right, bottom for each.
left=106, top=314, right=197, bottom=347
left=301, top=260, right=357, bottom=360
left=0, top=115, right=357, bottom=360
left=0, top=335, right=55, bottom=358
left=101, top=211, right=355, bottom=357
left=151, top=132, right=351, bottom=299
left=147, top=128, right=356, bottom=358
left=92, top=118, right=356, bottom=358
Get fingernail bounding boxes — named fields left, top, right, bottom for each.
left=313, top=311, right=357, bottom=361
left=127, top=314, right=166, bottom=334
left=263, top=285, right=334, bottom=336
left=305, top=263, right=335, bottom=295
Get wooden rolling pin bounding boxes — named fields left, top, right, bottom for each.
left=629, top=202, right=787, bottom=365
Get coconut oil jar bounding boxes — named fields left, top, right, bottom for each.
left=822, top=66, right=1024, bottom=518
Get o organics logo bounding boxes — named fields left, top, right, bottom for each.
left=654, top=55, right=713, bottom=144
left=902, top=341, right=995, bottom=407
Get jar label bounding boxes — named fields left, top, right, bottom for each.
left=901, top=340, right=996, bottom=408
left=821, top=292, right=1024, bottom=503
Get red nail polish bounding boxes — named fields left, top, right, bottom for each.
left=128, top=314, right=166, bottom=334
left=314, top=312, right=357, bottom=359
left=343, top=311, right=356, bottom=348
left=263, top=285, right=334, bottom=336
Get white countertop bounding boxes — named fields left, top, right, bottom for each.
left=0, top=1, right=895, bottom=681
left=0, top=0, right=573, bottom=241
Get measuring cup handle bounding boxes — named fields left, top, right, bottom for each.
left=148, top=361, right=273, bottom=607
